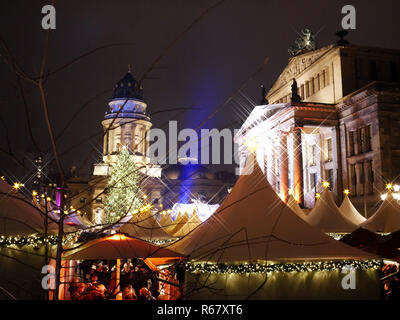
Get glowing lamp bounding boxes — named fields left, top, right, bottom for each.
left=343, top=189, right=350, bottom=195
left=46, top=197, right=51, bottom=202
left=107, top=234, right=127, bottom=241
left=394, top=185, right=400, bottom=192
left=322, top=181, right=330, bottom=189
left=12, top=182, right=24, bottom=190
left=381, top=193, right=388, bottom=201
left=315, top=193, right=321, bottom=199
left=386, top=183, right=393, bottom=190
left=32, top=190, right=38, bottom=197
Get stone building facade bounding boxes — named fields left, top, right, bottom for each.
left=235, top=43, right=400, bottom=215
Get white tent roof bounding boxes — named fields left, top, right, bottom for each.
left=118, top=210, right=173, bottom=241
left=0, top=180, right=48, bottom=236
left=165, top=213, right=189, bottom=236
left=286, top=194, right=307, bottom=220
left=339, top=195, right=366, bottom=225
left=304, top=190, right=358, bottom=233
left=360, top=193, right=400, bottom=233
left=167, top=159, right=375, bottom=263
left=172, top=212, right=202, bottom=237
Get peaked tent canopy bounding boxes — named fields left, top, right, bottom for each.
left=360, top=193, right=400, bottom=233
left=118, top=210, right=173, bottom=241
left=159, top=214, right=171, bottom=227
left=304, top=190, right=358, bottom=233
left=286, top=194, right=307, bottom=219
left=167, top=159, right=376, bottom=263
left=160, top=214, right=174, bottom=230
left=339, top=195, right=366, bottom=225
left=172, top=212, right=202, bottom=237
left=165, top=213, right=189, bottom=236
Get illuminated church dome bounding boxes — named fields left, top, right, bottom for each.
left=112, top=70, right=144, bottom=101
left=105, top=68, right=149, bottom=121
left=94, top=67, right=158, bottom=177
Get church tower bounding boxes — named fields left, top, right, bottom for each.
left=93, top=67, right=160, bottom=177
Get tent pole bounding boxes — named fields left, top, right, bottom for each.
left=116, top=258, right=121, bottom=295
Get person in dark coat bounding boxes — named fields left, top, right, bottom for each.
left=120, top=262, right=133, bottom=290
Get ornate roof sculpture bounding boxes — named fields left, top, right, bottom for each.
left=288, top=28, right=316, bottom=57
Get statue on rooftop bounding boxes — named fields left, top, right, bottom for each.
left=288, top=28, right=316, bottom=57
left=291, top=79, right=301, bottom=103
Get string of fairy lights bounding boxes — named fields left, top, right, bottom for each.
left=0, top=234, right=59, bottom=248
left=184, top=260, right=383, bottom=274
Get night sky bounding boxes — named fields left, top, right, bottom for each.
left=1, top=0, right=400, bottom=180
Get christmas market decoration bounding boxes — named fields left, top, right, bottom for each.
left=168, top=158, right=379, bottom=299
left=0, top=234, right=58, bottom=248
left=185, top=259, right=382, bottom=274
left=104, top=147, right=143, bottom=224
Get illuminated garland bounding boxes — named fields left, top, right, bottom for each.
left=0, top=231, right=82, bottom=249
left=327, top=233, right=345, bottom=240
left=185, top=260, right=383, bottom=274
left=0, top=234, right=59, bottom=248
left=148, top=238, right=178, bottom=246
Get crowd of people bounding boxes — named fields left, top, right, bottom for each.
left=69, top=259, right=168, bottom=300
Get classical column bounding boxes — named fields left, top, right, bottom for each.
left=144, top=127, right=150, bottom=158
left=103, top=131, right=108, bottom=156
left=280, top=133, right=289, bottom=202
left=332, top=125, right=343, bottom=203
left=292, top=127, right=304, bottom=206
left=120, top=122, right=126, bottom=148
